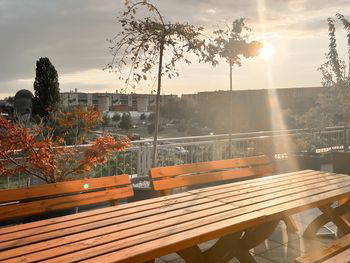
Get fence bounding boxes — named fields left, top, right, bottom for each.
left=1, top=126, right=349, bottom=189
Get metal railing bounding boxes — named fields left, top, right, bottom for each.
left=1, top=126, right=349, bottom=189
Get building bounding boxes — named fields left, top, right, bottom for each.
left=60, top=90, right=178, bottom=112
left=14, top=89, right=34, bottom=121
left=0, top=100, right=13, bottom=120
left=183, top=86, right=323, bottom=132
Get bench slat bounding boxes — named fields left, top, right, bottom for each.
left=152, top=164, right=273, bottom=191
left=150, top=155, right=270, bottom=178
left=295, top=234, right=350, bottom=263
left=0, top=186, right=133, bottom=221
left=0, top=174, right=130, bottom=204
left=323, top=249, right=350, bottom=263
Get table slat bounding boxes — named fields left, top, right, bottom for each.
left=1, top=170, right=350, bottom=263
left=0, top=171, right=337, bottom=245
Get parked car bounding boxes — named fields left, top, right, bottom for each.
left=128, top=133, right=141, bottom=140
left=157, top=144, right=188, bottom=155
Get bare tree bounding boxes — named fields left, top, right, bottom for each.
left=211, top=19, right=262, bottom=156
left=107, top=0, right=216, bottom=167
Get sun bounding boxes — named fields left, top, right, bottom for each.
left=259, top=42, right=275, bottom=60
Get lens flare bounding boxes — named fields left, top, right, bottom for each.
left=259, top=42, right=275, bottom=60
left=257, top=0, right=299, bottom=171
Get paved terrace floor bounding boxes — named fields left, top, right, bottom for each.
left=156, top=208, right=338, bottom=263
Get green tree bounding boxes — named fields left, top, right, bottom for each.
left=33, top=57, right=60, bottom=118
left=107, top=0, right=216, bottom=167
left=211, top=19, right=262, bottom=156
left=302, top=14, right=350, bottom=130
left=160, top=97, right=198, bottom=123
left=140, top=113, right=146, bottom=121
left=298, top=14, right=350, bottom=152
left=4, top=96, right=14, bottom=104
left=112, top=113, right=121, bottom=122
left=102, top=115, right=111, bottom=126
left=147, top=121, right=164, bottom=134
left=119, top=112, right=133, bottom=130
left=148, top=113, right=155, bottom=122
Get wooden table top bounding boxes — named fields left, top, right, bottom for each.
left=1, top=170, right=350, bottom=263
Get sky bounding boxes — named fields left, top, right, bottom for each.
left=0, top=0, right=350, bottom=99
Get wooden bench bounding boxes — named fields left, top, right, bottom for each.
left=2, top=170, right=350, bottom=262
left=295, top=234, right=350, bottom=263
left=150, top=155, right=273, bottom=194
left=0, top=174, right=133, bottom=223
left=150, top=155, right=298, bottom=234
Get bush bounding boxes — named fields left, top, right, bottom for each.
left=147, top=122, right=164, bottom=134
left=147, top=113, right=155, bottom=122
left=112, top=113, right=121, bottom=122
left=140, top=113, right=146, bottom=120
left=119, top=112, right=133, bottom=130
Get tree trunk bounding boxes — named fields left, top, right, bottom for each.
left=229, top=62, right=233, bottom=158
left=152, top=41, right=165, bottom=167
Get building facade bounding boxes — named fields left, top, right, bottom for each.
left=60, top=90, right=178, bottom=112
left=184, top=86, right=323, bottom=132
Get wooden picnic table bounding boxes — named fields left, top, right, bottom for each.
left=1, top=170, right=350, bottom=263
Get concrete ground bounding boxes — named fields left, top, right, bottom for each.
left=156, top=208, right=338, bottom=263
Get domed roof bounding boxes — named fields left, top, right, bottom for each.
left=14, top=89, right=34, bottom=99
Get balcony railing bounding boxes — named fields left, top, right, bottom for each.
left=1, top=126, right=349, bottom=189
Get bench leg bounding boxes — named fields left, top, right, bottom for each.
left=319, top=204, right=350, bottom=235
left=283, top=216, right=298, bottom=233
left=304, top=201, right=350, bottom=238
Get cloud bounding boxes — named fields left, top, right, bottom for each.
left=0, top=0, right=349, bottom=97
left=0, top=0, right=121, bottom=82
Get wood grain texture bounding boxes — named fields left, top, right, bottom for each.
left=0, top=171, right=337, bottom=248
left=295, top=234, right=350, bottom=263
left=150, top=155, right=270, bottom=178
left=0, top=174, right=130, bottom=203
left=0, top=175, right=133, bottom=221
left=150, top=155, right=273, bottom=191
left=2, top=171, right=350, bottom=263
left=0, top=186, right=133, bottom=221
left=152, top=164, right=272, bottom=190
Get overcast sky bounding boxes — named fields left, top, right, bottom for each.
left=0, top=0, right=349, bottom=98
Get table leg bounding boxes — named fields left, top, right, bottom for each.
left=235, top=250, right=257, bottom=263
left=202, top=232, right=243, bottom=262
left=181, top=220, right=280, bottom=263
left=318, top=204, right=350, bottom=234
left=303, top=200, right=350, bottom=238
left=241, top=220, right=280, bottom=249
left=282, top=216, right=298, bottom=233
left=177, top=245, right=206, bottom=263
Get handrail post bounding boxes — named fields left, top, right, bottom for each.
left=137, top=143, right=142, bottom=177
left=344, top=125, right=348, bottom=152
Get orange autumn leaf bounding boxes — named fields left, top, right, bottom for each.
left=0, top=112, right=129, bottom=183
